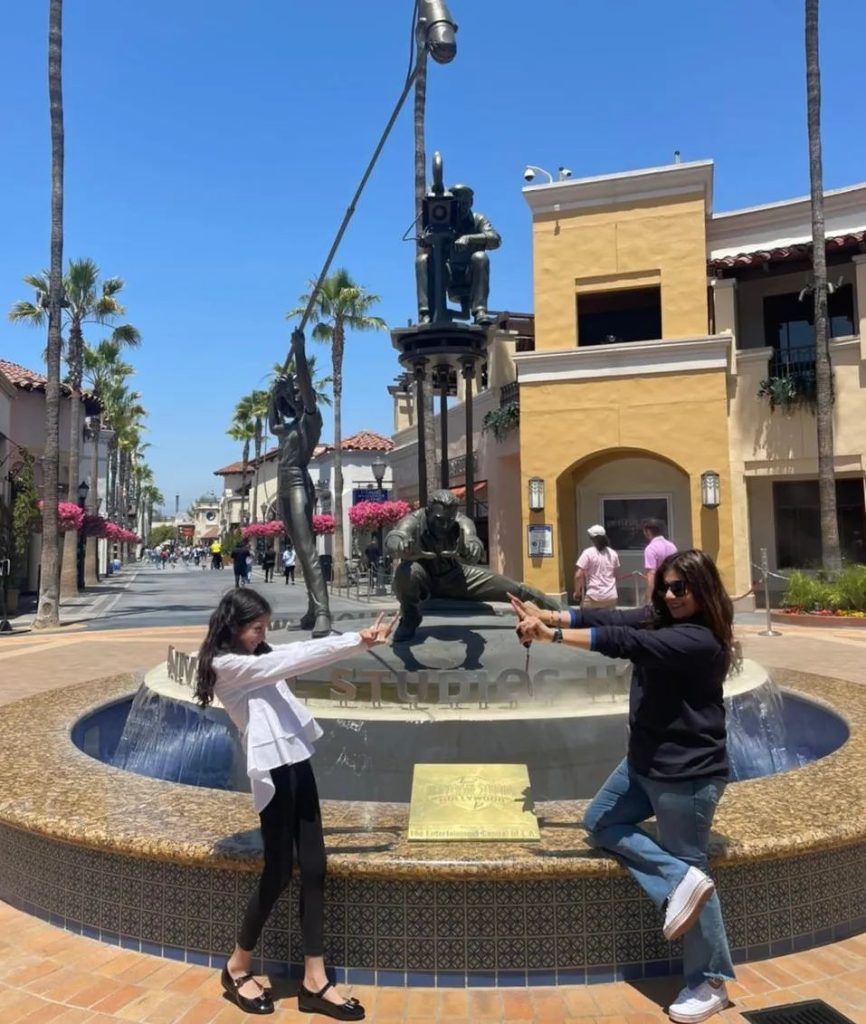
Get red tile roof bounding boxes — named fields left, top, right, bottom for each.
left=708, top=230, right=866, bottom=273
left=319, top=431, right=394, bottom=454
left=0, top=358, right=73, bottom=396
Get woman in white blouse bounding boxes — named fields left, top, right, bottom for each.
left=195, top=589, right=395, bottom=1018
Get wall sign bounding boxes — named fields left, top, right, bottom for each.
left=527, top=523, right=553, bottom=558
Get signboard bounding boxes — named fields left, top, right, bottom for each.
left=602, top=496, right=670, bottom=551
left=178, top=525, right=194, bottom=540
left=352, top=488, right=390, bottom=504
left=527, top=523, right=553, bottom=558
left=408, top=764, right=540, bottom=842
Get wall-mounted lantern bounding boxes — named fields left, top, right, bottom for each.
left=700, top=470, right=721, bottom=509
left=528, top=476, right=545, bottom=512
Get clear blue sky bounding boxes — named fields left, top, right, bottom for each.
left=2, top=1, right=865, bottom=513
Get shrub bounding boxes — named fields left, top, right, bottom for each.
left=781, top=564, right=866, bottom=613
left=832, top=564, right=866, bottom=611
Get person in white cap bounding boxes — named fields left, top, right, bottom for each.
left=574, top=525, right=620, bottom=608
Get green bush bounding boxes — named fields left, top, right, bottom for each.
left=781, top=564, right=866, bottom=613
left=832, top=564, right=866, bottom=611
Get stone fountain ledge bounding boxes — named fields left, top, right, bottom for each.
left=0, top=668, right=863, bottom=879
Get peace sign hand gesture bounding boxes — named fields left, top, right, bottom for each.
left=509, top=593, right=555, bottom=645
left=359, top=612, right=400, bottom=648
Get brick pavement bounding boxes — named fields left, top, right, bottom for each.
left=0, top=613, right=864, bottom=1022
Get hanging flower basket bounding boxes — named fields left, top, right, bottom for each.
left=312, top=514, right=336, bottom=535
left=348, top=500, right=411, bottom=531
left=242, top=521, right=285, bottom=539
left=37, top=500, right=85, bottom=532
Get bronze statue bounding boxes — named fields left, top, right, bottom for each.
left=415, top=154, right=500, bottom=326
left=269, top=330, right=331, bottom=637
left=385, top=489, right=559, bottom=642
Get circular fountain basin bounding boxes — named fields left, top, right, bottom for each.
left=0, top=660, right=863, bottom=988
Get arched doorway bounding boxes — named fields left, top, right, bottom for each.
left=557, top=449, right=692, bottom=600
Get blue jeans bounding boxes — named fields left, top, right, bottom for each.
left=583, top=758, right=735, bottom=987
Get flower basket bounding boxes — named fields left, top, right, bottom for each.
left=348, top=500, right=411, bottom=531
left=312, top=514, right=335, bottom=535
left=242, top=521, right=285, bottom=539
left=37, top=500, right=85, bottom=532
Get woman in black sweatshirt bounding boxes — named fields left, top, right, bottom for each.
left=512, top=549, right=736, bottom=1024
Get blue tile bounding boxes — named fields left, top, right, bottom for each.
left=119, top=935, right=140, bottom=952
left=163, top=944, right=186, bottom=961
left=263, top=960, right=291, bottom=978
left=437, top=971, right=465, bottom=988
left=670, top=959, right=683, bottom=976
left=82, top=924, right=100, bottom=941
left=557, top=968, right=586, bottom=985
left=792, top=933, right=813, bottom=953
left=496, top=969, right=526, bottom=986
left=377, top=970, right=406, bottom=987
left=526, top=970, right=557, bottom=987
left=621, top=963, right=647, bottom=980
left=408, top=971, right=437, bottom=987
left=346, top=969, right=375, bottom=986
left=586, top=966, right=617, bottom=984
left=731, top=948, right=750, bottom=964
left=644, top=960, right=674, bottom=978
left=288, top=963, right=304, bottom=979
left=186, top=950, right=209, bottom=966
left=466, top=971, right=496, bottom=988
left=66, top=920, right=82, bottom=934
left=770, top=938, right=793, bottom=957
left=33, top=906, right=50, bottom=921
left=814, top=927, right=833, bottom=946
left=141, top=941, right=162, bottom=957
left=746, top=943, right=769, bottom=962
left=49, top=912, right=64, bottom=927
left=100, top=930, right=119, bottom=945
left=328, top=966, right=345, bottom=984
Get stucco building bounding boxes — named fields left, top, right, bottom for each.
left=389, top=160, right=866, bottom=602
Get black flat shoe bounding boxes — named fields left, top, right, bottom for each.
left=220, top=964, right=274, bottom=1015
left=298, top=981, right=364, bottom=1020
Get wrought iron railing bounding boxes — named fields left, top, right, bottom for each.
left=771, top=344, right=816, bottom=376
left=444, top=451, right=478, bottom=478
left=499, top=381, right=519, bottom=407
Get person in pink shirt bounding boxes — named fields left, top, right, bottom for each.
left=643, top=518, right=677, bottom=602
left=574, top=525, right=620, bottom=608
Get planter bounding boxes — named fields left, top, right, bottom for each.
left=772, top=611, right=866, bottom=628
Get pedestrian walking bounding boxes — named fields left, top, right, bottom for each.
left=195, top=589, right=396, bottom=1017
left=282, top=545, right=296, bottom=585
left=642, top=518, right=677, bottom=602
left=232, top=542, right=251, bottom=588
left=262, top=546, right=276, bottom=583
left=511, top=549, right=736, bottom=1023
left=574, top=525, right=620, bottom=608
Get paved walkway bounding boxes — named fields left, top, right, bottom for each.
left=1, top=598, right=865, bottom=1022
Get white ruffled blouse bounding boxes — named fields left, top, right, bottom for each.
left=213, top=632, right=363, bottom=811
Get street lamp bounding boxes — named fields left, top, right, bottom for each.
left=371, top=455, right=387, bottom=491
left=369, top=455, right=388, bottom=591
left=76, top=480, right=89, bottom=590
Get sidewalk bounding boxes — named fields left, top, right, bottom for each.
left=4, top=565, right=140, bottom=634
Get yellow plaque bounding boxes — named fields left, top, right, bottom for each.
left=407, top=764, right=540, bottom=842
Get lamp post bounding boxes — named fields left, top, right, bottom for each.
left=370, top=455, right=388, bottom=592
left=76, top=480, right=89, bottom=590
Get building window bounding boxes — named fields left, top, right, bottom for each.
left=773, top=478, right=866, bottom=568
left=577, top=286, right=662, bottom=346
left=763, top=285, right=855, bottom=364
left=601, top=495, right=671, bottom=551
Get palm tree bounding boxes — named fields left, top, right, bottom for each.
left=10, top=259, right=140, bottom=595
left=413, top=42, right=437, bottom=502
left=34, top=0, right=65, bottom=628
left=234, top=390, right=270, bottom=522
left=287, top=269, right=386, bottom=584
left=226, top=418, right=256, bottom=528
left=82, top=339, right=134, bottom=582
left=805, top=0, right=841, bottom=571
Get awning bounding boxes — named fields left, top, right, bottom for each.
left=200, top=527, right=220, bottom=539
left=450, top=481, right=487, bottom=500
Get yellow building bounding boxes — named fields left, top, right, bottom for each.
left=390, top=160, right=866, bottom=603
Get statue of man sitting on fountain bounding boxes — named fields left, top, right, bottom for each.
left=385, top=489, right=559, bottom=642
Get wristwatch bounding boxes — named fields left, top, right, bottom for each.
left=552, top=627, right=563, bottom=644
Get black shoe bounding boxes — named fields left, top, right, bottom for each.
left=298, top=981, right=364, bottom=1021
left=220, top=965, right=274, bottom=1015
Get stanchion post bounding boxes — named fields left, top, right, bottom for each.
left=758, top=547, right=782, bottom=637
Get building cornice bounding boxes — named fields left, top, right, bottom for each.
left=521, top=160, right=714, bottom=217
left=514, top=334, right=732, bottom=384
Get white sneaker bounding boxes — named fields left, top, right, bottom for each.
left=663, top=866, right=715, bottom=941
left=668, top=981, right=729, bottom=1023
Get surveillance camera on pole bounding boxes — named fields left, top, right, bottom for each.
left=417, top=0, right=458, bottom=64
left=523, top=167, right=536, bottom=183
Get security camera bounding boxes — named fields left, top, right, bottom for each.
left=559, top=167, right=573, bottom=179
left=523, top=166, right=536, bottom=183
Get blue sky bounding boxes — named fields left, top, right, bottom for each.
left=2, top=1, right=865, bottom=512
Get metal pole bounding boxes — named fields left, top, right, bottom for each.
left=463, top=360, right=475, bottom=521
left=757, top=547, right=782, bottom=637
left=439, top=367, right=449, bottom=490
left=634, top=572, right=641, bottom=609
left=414, top=360, right=428, bottom=505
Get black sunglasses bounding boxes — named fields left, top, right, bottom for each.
left=660, top=579, right=689, bottom=598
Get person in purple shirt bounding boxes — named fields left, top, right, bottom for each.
left=643, top=518, right=677, bottom=603
left=511, top=549, right=737, bottom=1023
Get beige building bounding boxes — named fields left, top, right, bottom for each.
left=389, top=161, right=866, bottom=602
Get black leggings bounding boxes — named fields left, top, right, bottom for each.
left=237, top=759, right=326, bottom=955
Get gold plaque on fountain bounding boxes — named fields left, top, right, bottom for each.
left=407, top=764, right=540, bottom=842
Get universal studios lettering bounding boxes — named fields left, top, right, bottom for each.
left=166, top=645, right=198, bottom=689
left=327, top=667, right=566, bottom=706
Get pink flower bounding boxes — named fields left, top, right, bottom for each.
left=312, top=514, right=335, bottom=535
left=348, top=500, right=411, bottom=530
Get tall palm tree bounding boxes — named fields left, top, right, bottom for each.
left=10, top=259, right=140, bottom=595
left=34, top=0, right=65, bottom=628
left=413, top=42, right=437, bottom=502
left=287, top=269, right=386, bottom=584
left=226, top=418, right=256, bottom=527
left=82, top=339, right=134, bottom=582
left=805, top=0, right=841, bottom=571
left=234, top=390, right=270, bottom=522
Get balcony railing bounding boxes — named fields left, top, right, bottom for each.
left=499, top=381, right=518, bottom=408
left=771, top=344, right=816, bottom=376
left=439, top=452, right=478, bottom=479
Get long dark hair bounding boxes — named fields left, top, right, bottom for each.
left=651, top=549, right=737, bottom=673
left=195, top=589, right=272, bottom=707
